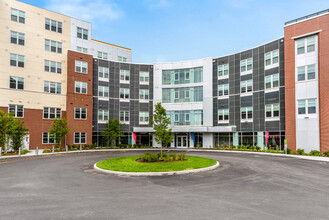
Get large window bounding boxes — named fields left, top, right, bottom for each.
left=75, top=61, right=88, bottom=74
left=218, top=64, right=229, bottom=77
left=241, top=80, right=252, bottom=93
left=139, top=89, right=149, bottom=101
left=44, top=81, right=61, bottom=94
left=10, top=54, right=24, bottom=67
left=266, top=104, right=279, bottom=118
left=297, top=64, right=316, bottom=81
left=298, top=99, right=316, bottom=115
left=167, top=110, right=203, bottom=126
left=45, top=18, right=62, bottom=33
left=120, top=70, right=130, bottom=83
left=240, top=58, right=252, bottom=73
left=9, top=104, right=23, bottom=118
left=139, top=112, right=149, bottom=124
left=75, top=107, right=87, bottom=120
left=45, top=60, right=62, bottom=74
left=265, top=50, right=279, bottom=67
left=75, top=81, right=87, bottom=94
left=218, top=109, right=229, bottom=122
left=98, top=86, right=109, bottom=98
left=218, top=84, right=229, bottom=97
left=162, top=86, right=203, bottom=103
left=45, top=39, right=62, bottom=53
left=140, top=71, right=149, bottom=84
left=120, top=88, right=130, bottom=100
left=42, top=132, right=56, bottom=144
left=98, top=67, right=109, bottom=80
left=43, top=107, right=61, bottom=119
left=10, top=76, right=24, bottom=90
left=241, top=107, right=253, bottom=120
left=120, top=111, right=129, bottom=123
left=162, top=67, right=203, bottom=85
left=77, top=27, right=88, bottom=40
left=296, top=35, right=316, bottom=55
left=98, top=110, right=109, bottom=122
left=265, top=74, right=279, bottom=89
left=98, top=51, right=108, bottom=59
left=77, top=46, right=88, bottom=53
left=11, top=8, right=25, bottom=23
left=118, top=56, right=127, bottom=62
left=74, top=132, right=86, bottom=144
left=10, top=31, right=24, bottom=45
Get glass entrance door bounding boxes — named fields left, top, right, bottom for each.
left=177, top=136, right=188, bottom=148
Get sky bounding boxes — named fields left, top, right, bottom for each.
left=21, top=0, right=329, bottom=63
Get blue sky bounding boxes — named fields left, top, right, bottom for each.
left=22, top=0, right=329, bottom=63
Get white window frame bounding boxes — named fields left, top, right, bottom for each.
left=45, top=18, right=62, bottom=33
left=264, top=49, right=279, bottom=69
left=10, top=31, right=25, bottom=45
left=97, top=51, right=108, bottom=59
left=77, top=46, right=88, bottom=53
left=120, top=70, right=130, bottom=83
left=218, top=109, right=229, bottom=123
left=10, top=53, right=24, bottom=67
left=139, top=71, right=149, bottom=85
left=139, top=89, right=149, bottom=102
left=265, top=73, right=279, bottom=92
left=44, top=60, right=62, bottom=74
left=297, top=99, right=316, bottom=116
left=296, top=64, right=316, bottom=82
left=43, top=107, right=61, bottom=119
left=74, top=132, right=86, bottom=144
left=98, top=67, right=109, bottom=81
left=98, top=110, right=109, bottom=123
left=42, top=132, right=56, bottom=144
left=120, top=88, right=130, bottom=101
left=185, top=113, right=190, bottom=122
left=218, top=63, right=229, bottom=78
left=77, top=27, right=88, bottom=40
left=75, top=60, right=88, bottom=74
left=75, top=81, right=87, bottom=94
left=8, top=104, right=24, bottom=118
left=120, top=111, right=130, bottom=124
left=218, top=84, right=229, bottom=98
left=98, top=86, right=109, bottom=99
left=240, top=58, right=253, bottom=75
left=45, top=39, right=62, bottom=54
left=240, top=80, right=253, bottom=95
left=185, top=71, right=190, bottom=81
left=44, top=81, right=61, bottom=94
left=11, top=8, right=25, bottom=23
left=9, top=76, right=24, bottom=90
left=265, top=104, right=280, bottom=121
left=241, top=107, right=253, bottom=122
left=296, top=35, right=316, bottom=55
left=74, top=107, right=87, bottom=120
left=139, top=112, right=149, bottom=124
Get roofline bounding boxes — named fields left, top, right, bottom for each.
left=91, top=39, right=131, bottom=51
left=284, top=9, right=329, bottom=26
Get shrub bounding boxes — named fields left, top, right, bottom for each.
left=73, top=148, right=78, bottom=151
left=84, top=144, right=90, bottom=149
left=287, top=148, right=292, bottom=154
left=323, top=151, right=329, bottom=157
left=91, top=143, right=97, bottom=149
left=43, top=148, right=51, bottom=153
left=21, top=149, right=30, bottom=154
left=309, top=150, right=322, bottom=156
left=55, top=148, right=60, bottom=152
left=169, top=153, right=178, bottom=160
left=255, top=146, right=261, bottom=151
left=72, top=144, right=77, bottom=149
left=248, top=146, right=255, bottom=151
left=85, top=147, right=89, bottom=150
left=141, top=152, right=158, bottom=162
left=296, top=149, right=305, bottom=155
left=179, top=153, right=186, bottom=160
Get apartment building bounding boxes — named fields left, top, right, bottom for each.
left=0, top=1, right=328, bottom=153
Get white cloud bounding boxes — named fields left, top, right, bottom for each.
left=45, top=0, right=123, bottom=22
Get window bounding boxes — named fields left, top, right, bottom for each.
left=10, top=76, right=24, bottom=90
left=297, top=64, right=316, bottom=81
left=265, top=49, right=279, bottom=67
left=45, top=39, right=62, bottom=53
left=241, top=107, right=253, bottom=120
left=98, top=67, right=109, bottom=80
left=74, top=132, right=86, bottom=144
left=98, top=110, right=109, bottom=122
left=10, top=31, right=24, bottom=45
left=11, top=8, right=25, bottom=23
left=162, top=67, right=203, bottom=85
left=98, top=51, right=108, bottom=59
left=240, top=58, right=252, bottom=73
left=139, top=89, right=149, bottom=101
left=120, top=111, right=129, bottom=122
left=140, top=71, right=149, bottom=84
left=75, top=81, right=87, bottom=94
left=218, top=84, right=229, bottom=97
left=139, top=112, right=149, bottom=124
left=118, top=56, right=127, bottom=62
left=44, top=81, right=61, bottom=94
left=75, top=61, right=88, bottom=74
left=42, top=132, right=56, bottom=144
left=98, top=86, right=109, bottom=98
left=185, top=113, right=190, bottom=122
left=75, top=107, right=87, bottom=119
left=120, top=88, right=130, bottom=99
left=298, top=99, right=316, bottom=115
left=77, top=46, right=88, bottom=53
left=10, top=54, right=24, bottom=67
left=44, top=60, right=62, bottom=74
left=218, top=64, right=229, bottom=77
left=241, top=80, right=252, bottom=93
left=265, top=73, right=279, bottom=89
left=45, top=18, right=62, bottom=33
left=120, top=70, right=130, bottom=82
left=296, top=36, right=316, bottom=55
left=43, top=107, right=61, bottom=119
left=185, top=71, right=190, bottom=80
left=265, top=104, right=279, bottom=118
left=218, top=109, right=229, bottom=121
left=77, top=27, right=88, bottom=40
left=9, top=104, right=23, bottom=118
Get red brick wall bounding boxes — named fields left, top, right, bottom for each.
left=284, top=14, right=329, bottom=153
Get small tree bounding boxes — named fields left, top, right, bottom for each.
left=151, top=103, right=174, bottom=157
left=0, top=110, right=15, bottom=152
left=8, top=119, right=29, bottom=151
left=49, top=118, right=70, bottom=148
left=102, top=119, right=123, bottom=147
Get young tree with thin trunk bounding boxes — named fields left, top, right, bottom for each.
left=49, top=118, right=70, bottom=148
left=0, top=110, right=15, bottom=152
left=8, top=119, right=29, bottom=151
left=102, top=119, right=123, bottom=148
left=151, top=103, right=174, bottom=157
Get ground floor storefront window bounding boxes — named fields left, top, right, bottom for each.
left=92, top=132, right=152, bottom=147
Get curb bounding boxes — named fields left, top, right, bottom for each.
left=93, top=161, right=220, bottom=177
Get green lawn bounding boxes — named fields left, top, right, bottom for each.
left=96, top=155, right=217, bottom=172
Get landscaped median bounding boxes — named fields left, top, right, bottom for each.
left=94, top=152, right=219, bottom=176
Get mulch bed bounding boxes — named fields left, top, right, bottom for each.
left=136, top=158, right=187, bottom=163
